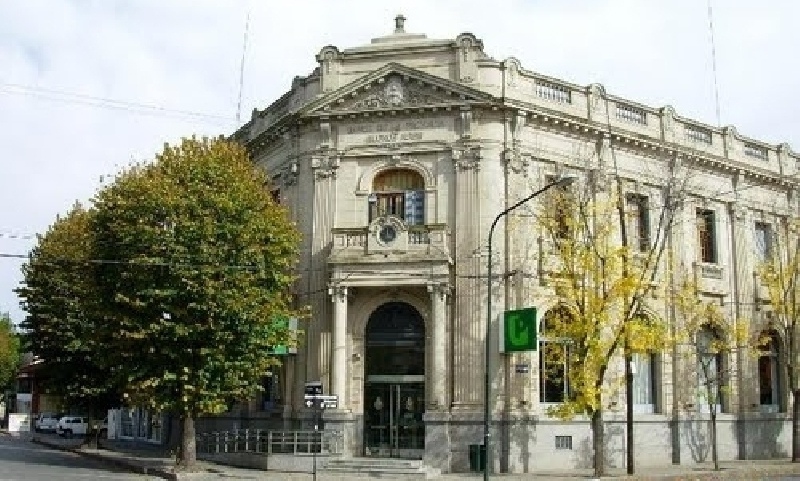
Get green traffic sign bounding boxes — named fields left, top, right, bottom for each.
left=503, top=307, right=537, bottom=353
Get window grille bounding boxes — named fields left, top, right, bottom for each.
left=744, top=143, right=768, bottom=160
left=555, top=436, right=573, bottom=450
left=685, top=126, right=712, bottom=144
left=535, top=80, right=572, bottom=104
left=616, top=104, right=647, bottom=125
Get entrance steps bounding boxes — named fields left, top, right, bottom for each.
left=322, top=457, right=440, bottom=479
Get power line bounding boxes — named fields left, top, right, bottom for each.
left=0, top=82, right=237, bottom=125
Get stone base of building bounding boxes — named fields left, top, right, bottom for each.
left=201, top=411, right=793, bottom=474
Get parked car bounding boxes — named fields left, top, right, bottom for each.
left=56, top=416, right=88, bottom=438
left=34, top=412, right=61, bottom=432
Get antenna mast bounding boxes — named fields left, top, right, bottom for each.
left=236, top=11, right=251, bottom=124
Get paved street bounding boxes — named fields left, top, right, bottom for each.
left=0, top=435, right=146, bottom=481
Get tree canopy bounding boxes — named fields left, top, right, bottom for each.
left=91, top=137, right=300, bottom=466
left=18, top=136, right=301, bottom=467
left=16, top=205, right=116, bottom=409
left=0, top=312, right=20, bottom=392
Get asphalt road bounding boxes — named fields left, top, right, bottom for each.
left=0, top=435, right=146, bottom=481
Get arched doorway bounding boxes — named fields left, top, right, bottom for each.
left=363, top=302, right=425, bottom=458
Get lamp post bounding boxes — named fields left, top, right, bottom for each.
left=483, top=175, right=577, bottom=480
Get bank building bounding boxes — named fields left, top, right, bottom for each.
left=230, top=16, right=799, bottom=473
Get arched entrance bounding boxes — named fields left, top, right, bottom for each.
left=363, top=302, right=425, bottom=458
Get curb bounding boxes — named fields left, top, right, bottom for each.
left=31, top=436, right=180, bottom=480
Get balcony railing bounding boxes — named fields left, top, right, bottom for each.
left=331, top=224, right=448, bottom=256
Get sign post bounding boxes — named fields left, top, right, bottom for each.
left=304, top=382, right=338, bottom=481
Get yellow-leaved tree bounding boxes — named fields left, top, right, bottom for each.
left=673, top=275, right=750, bottom=471
left=757, top=220, right=800, bottom=462
left=535, top=177, right=676, bottom=477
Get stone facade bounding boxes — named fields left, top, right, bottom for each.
left=232, top=16, right=799, bottom=473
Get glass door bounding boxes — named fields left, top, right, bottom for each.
left=364, top=382, right=425, bottom=458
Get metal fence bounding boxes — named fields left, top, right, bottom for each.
left=197, top=429, right=342, bottom=455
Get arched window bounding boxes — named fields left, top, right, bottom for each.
left=696, top=326, right=724, bottom=412
left=539, top=307, right=572, bottom=403
left=369, top=169, right=425, bottom=225
left=758, top=331, right=781, bottom=412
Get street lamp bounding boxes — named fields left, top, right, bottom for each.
left=483, top=174, right=577, bottom=480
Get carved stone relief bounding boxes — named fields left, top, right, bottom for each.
left=340, top=76, right=452, bottom=111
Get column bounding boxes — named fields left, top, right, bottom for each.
left=329, top=284, right=348, bottom=410
left=428, top=282, right=449, bottom=409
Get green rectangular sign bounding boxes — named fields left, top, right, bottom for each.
left=503, top=307, right=537, bottom=353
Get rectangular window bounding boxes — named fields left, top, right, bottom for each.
left=755, top=222, right=772, bottom=261
left=546, top=176, right=572, bottom=239
left=685, top=125, right=712, bottom=144
left=744, top=143, right=768, bottom=160
left=555, top=436, right=573, bottom=450
left=632, top=353, right=658, bottom=413
left=697, top=209, right=717, bottom=263
left=260, top=371, right=281, bottom=411
left=540, top=342, right=570, bottom=403
left=369, top=190, right=424, bottom=225
left=616, top=104, right=647, bottom=125
left=535, top=80, right=572, bottom=104
left=626, top=194, right=650, bottom=252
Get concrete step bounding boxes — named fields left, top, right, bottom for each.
left=323, top=456, right=439, bottom=479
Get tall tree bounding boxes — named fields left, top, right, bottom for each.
left=0, top=312, right=20, bottom=392
left=91, top=137, right=300, bottom=468
left=530, top=168, right=684, bottom=477
left=16, top=205, right=117, bottom=411
left=757, top=220, right=800, bottom=462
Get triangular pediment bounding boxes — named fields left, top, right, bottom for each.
left=299, top=63, right=496, bottom=116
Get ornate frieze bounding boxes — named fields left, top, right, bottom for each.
left=340, top=75, right=452, bottom=111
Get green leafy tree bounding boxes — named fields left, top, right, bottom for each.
left=91, top=137, right=300, bottom=468
left=0, top=312, right=20, bottom=392
left=16, top=205, right=118, bottom=413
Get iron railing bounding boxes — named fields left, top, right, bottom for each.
left=196, top=429, right=342, bottom=455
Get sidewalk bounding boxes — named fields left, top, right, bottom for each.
left=14, top=431, right=800, bottom=481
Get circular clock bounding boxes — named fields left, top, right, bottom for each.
left=379, top=224, right=397, bottom=244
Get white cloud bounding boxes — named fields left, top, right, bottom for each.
left=1, top=0, right=798, bottom=324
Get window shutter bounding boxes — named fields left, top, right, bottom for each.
left=404, top=190, right=424, bottom=225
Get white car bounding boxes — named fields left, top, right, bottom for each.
left=56, top=416, right=88, bottom=438
left=34, top=412, right=61, bottom=432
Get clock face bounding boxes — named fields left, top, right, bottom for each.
left=379, top=225, right=397, bottom=244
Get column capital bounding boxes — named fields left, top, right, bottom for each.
left=328, top=284, right=348, bottom=302
left=427, top=282, right=450, bottom=300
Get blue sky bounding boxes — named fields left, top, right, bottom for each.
left=1, top=0, right=798, bottom=324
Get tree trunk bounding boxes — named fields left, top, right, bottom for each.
left=180, top=414, right=197, bottom=469
left=793, top=388, right=800, bottom=462
left=710, top=409, right=719, bottom=471
left=591, top=409, right=605, bottom=477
